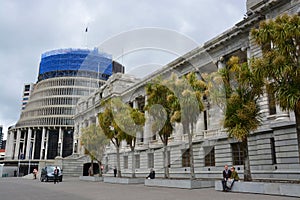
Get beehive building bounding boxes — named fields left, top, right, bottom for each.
left=5, top=48, right=123, bottom=166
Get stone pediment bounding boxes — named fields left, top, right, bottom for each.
left=102, top=73, right=141, bottom=98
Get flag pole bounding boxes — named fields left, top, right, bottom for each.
left=85, top=26, right=88, bottom=48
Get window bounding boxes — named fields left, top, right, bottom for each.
left=21, top=131, right=25, bottom=139
left=140, top=132, right=144, bottom=143
left=24, top=85, right=30, bottom=91
left=204, top=147, right=215, bottom=166
left=136, top=96, right=145, bottom=112
left=270, top=138, right=277, bottom=164
left=152, top=132, right=156, bottom=141
left=148, top=153, right=154, bottom=168
left=135, top=155, right=140, bottom=169
left=267, top=85, right=276, bottom=115
left=128, top=102, right=133, bottom=108
left=204, top=110, right=208, bottom=130
left=231, top=143, right=244, bottom=165
left=123, top=156, right=128, bottom=169
left=182, top=149, right=190, bottom=167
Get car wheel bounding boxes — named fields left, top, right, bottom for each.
left=40, top=177, right=44, bottom=182
left=45, top=176, right=49, bottom=182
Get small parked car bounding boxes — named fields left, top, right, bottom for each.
left=40, top=166, right=63, bottom=182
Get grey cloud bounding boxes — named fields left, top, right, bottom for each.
left=0, top=0, right=246, bottom=138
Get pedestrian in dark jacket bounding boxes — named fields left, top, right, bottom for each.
left=146, top=168, right=155, bottom=179
left=221, top=164, right=232, bottom=191
left=113, top=167, right=117, bottom=177
left=54, top=166, right=59, bottom=184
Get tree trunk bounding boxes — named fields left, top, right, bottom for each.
left=243, top=139, right=252, bottom=181
left=90, top=157, right=94, bottom=176
left=189, top=123, right=195, bottom=179
left=97, top=161, right=102, bottom=177
left=163, top=143, right=169, bottom=178
left=131, top=148, right=136, bottom=178
left=116, top=145, right=122, bottom=177
left=294, top=103, right=300, bottom=162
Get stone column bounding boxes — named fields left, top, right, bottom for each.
left=78, top=122, right=84, bottom=155
left=11, top=131, right=16, bottom=159
left=5, top=132, right=10, bottom=154
left=31, top=130, right=36, bottom=160
left=133, top=99, right=138, bottom=109
left=14, top=129, right=21, bottom=159
left=40, top=127, right=46, bottom=160
left=73, top=123, right=78, bottom=154
left=217, top=58, right=225, bottom=69
left=25, top=128, right=32, bottom=159
left=143, top=95, right=151, bottom=144
left=132, top=99, right=142, bottom=143
left=174, top=123, right=183, bottom=142
left=246, top=47, right=251, bottom=63
left=58, top=127, right=63, bottom=157
left=44, top=130, right=49, bottom=159
left=22, top=136, right=26, bottom=158
left=5, top=131, right=14, bottom=160
left=73, top=137, right=78, bottom=154
left=144, top=110, right=151, bottom=144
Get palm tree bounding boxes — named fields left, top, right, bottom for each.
left=251, top=14, right=300, bottom=159
left=80, top=124, right=109, bottom=177
left=220, top=56, right=264, bottom=181
left=167, top=72, right=207, bottom=179
left=98, top=100, right=125, bottom=178
left=111, top=98, right=145, bottom=178
left=145, top=76, right=179, bottom=178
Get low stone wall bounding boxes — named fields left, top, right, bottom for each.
left=79, top=176, right=103, bottom=182
left=145, top=179, right=215, bottom=189
left=22, top=173, right=34, bottom=179
left=2, top=166, right=18, bottom=177
left=103, top=177, right=145, bottom=184
left=215, top=180, right=300, bottom=197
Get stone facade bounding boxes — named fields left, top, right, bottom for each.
left=74, top=0, right=300, bottom=180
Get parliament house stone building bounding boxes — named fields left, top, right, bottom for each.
left=74, top=0, right=300, bottom=180
left=4, top=0, right=300, bottom=179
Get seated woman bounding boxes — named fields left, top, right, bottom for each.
left=228, top=166, right=239, bottom=190
left=147, top=168, right=155, bottom=179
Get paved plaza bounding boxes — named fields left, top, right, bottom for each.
left=0, top=177, right=298, bottom=200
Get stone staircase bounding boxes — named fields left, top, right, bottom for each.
left=62, top=154, right=90, bottom=177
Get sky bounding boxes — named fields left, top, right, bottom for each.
left=0, top=0, right=246, bottom=139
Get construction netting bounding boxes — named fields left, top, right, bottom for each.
left=38, top=48, right=113, bottom=80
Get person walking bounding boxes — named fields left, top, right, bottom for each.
left=53, top=166, right=59, bottom=184
left=33, top=168, right=38, bottom=179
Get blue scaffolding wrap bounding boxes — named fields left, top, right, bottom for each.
left=38, top=48, right=113, bottom=80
